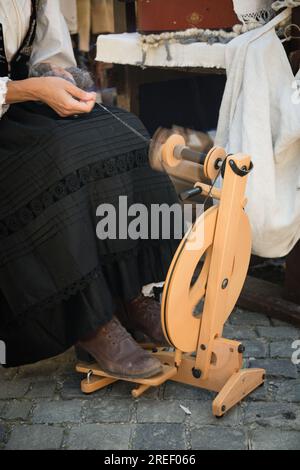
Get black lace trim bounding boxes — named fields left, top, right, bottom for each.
left=0, top=147, right=149, bottom=240
left=30, top=264, right=105, bottom=315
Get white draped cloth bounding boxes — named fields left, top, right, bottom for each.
left=216, top=9, right=300, bottom=257
left=0, top=0, right=76, bottom=117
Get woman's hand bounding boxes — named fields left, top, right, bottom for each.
left=6, top=77, right=97, bottom=117
left=32, top=77, right=97, bottom=117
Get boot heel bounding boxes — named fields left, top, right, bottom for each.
left=75, top=346, right=95, bottom=364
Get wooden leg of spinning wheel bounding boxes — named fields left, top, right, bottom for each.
left=212, top=368, right=265, bottom=417
left=81, top=375, right=118, bottom=394
left=131, top=384, right=151, bottom=398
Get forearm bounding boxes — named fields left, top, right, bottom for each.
left=5, top=78, right=43, bottom=104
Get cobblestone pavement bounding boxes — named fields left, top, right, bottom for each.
left=0, top=308, right=300, bottom=450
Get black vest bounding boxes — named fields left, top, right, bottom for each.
left=0, top=0, right=39, bottom=80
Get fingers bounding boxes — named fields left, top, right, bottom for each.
left=58, top=95, right=96, bottom=117
left=65, top=82, right=96, bottom=102
left=40, top=77, right=97, bottom=116
left=74, top=99, right=96, bottom=113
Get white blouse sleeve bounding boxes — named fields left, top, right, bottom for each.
left=0, top=77, right=10, bottom=118
left=30, top=0, right=76, bottom=68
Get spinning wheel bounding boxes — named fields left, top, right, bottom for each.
left=77, top=131, right=265, bottom=417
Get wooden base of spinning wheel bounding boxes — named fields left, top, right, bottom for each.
left=76, top=137, right=266, bottom=417
left=76, top=345, right=265, bottom=417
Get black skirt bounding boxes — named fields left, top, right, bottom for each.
left=0, top=103, right=179, bottom=367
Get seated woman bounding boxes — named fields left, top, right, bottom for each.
left=0, top=0, right=179, bottom=378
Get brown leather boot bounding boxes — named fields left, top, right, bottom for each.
left=78, top=316, right=162, bottom=379
left=123, top=295, right=169, bottom=347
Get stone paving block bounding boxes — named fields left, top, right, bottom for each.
left=223, top=324, right=258, bottom=340
left=32, top=399, right=84, bottom=424
left=0, top=423, right=6, bottom=443
left=0, top=401, right=6, bottom=416
left=251, top=428, right=300, bottom=450
left=66, top=423, right=132, bottom=450
left=2, top=400, right=32, bottom=421
left=190, top=426, right=247, bottom=450
left=230, top=309, right=271, bottom=326
left=27, top=381, right=57, bottom=399
left=137, top=400, right=187, bottom=423
left=257, top=326, right=300, bottom=340
left=244, top=380, right=276, bottom=402
left=55, top=356, right=77, bottom=376
left=270, top=341, right=296, bottom=358
left=0, top=379, right=31, bottom=399
left=243, top=402, right=300, bottom=430
left=6, top=424, right=64, bottom=450
left=249, top=358, right=298, bottom=379
left=242, top=339, right=269, bottom=358
left=187, top=401, right=241, bottom=426
left=271, top=319, right=294, bottom=327
left=56, top=349, right=77, bottom=364
left=272, top=379, right=300, bottom=402
left=132, top=423, right=186, bottom=450
left=164, top=382, right=215, bottom=401
left=46, top=350, right=77, bottom=377
left=0, top=366, right=18, bottom=380
left=84, top=398, right=132, bottom=423
left=17, top=360, right=60, bottom=381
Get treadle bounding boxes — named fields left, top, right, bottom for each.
left=76, top=361, right=177, bottom=397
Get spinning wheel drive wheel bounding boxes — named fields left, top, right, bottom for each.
left=161, top=205, right=252, bottom=353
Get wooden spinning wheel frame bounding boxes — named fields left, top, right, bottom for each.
left=77, top=134, right=265, bottom=417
